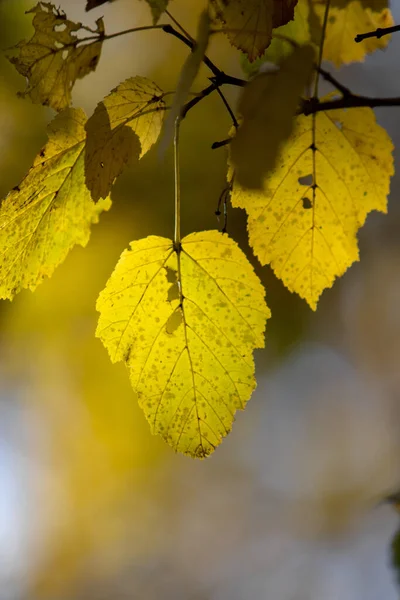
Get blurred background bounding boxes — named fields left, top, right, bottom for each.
left=1, top=0, right=400, bottom=598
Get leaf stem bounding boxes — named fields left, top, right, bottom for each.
left=355, top=23, right=400, bottom=43
left=174, top=117, right=181, bottom=248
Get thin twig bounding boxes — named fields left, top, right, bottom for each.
left=355, top=23, right=400, bottom=43
left=215, top=88, right=239, bottom=128
left=174, top=117, right=181, bottom=247
left=301, top=94, right=400, bottom=115
left=318, top=67, right=351, bottom=97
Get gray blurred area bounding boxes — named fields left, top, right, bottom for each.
left=1, top=1, right=400, bottom=599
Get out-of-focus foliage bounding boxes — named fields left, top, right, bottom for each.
left=96, top=231, right=270, bottom=457
left=230, top=44, right=315, bottom=189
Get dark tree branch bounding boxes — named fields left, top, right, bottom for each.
left=355, top=23, right=400, bottom=43
left=301, top=94, right=400, bottom=115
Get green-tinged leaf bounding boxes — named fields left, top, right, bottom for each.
left=9, top=2, right=104, bottom=112
left=0, top=108, right=110, bottom=300
left=210, top=0, right=298, bottom=61
left=96, top=231, right=270, bottom=458
left=230, top=96, right=394, bottom=309
left=231, top=44, right=315, bottom=190
left=85, top=76, right=166, bottom=201
left=159, top=10, right=210, bottom=154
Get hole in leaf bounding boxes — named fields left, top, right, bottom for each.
left=298, top=174, right=313, bottom=186
left=333, top=120, right=343, bottom=130
left=54, top=41, right=64, bottom=49
left=62, top=49, right=69, bottom=60
left=54, top=23, right=67, bottom=32
left=302, top=197, right=312, bottom=209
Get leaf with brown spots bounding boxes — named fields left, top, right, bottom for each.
left=85, top=76, right=166, bottom=201
left=0, top=108, right=110, bottom=300
left=9, top=2, right=105, bottom=111
left=96, top=231, right=270, bottom=457
left=210, top=0, right=299, bottom=61
left=229, top=96, right=394, bottom=309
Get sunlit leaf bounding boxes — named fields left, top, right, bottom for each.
left=0, top=108, right=110, bottom=300
left=317, top=0, right=394, bottom=66
left=231, top=44, right=315, bottom=190
left=210, top=0, right=299, bottom=61
left=85, top=76, right=166, bottom=201
left=230, top=96, right=394, bottom=309
left=96, top=231, right=270, bottom=457
left=8, top=2, right=105, bottom=112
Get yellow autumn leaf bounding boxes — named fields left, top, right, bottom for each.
left=231, top=44, right=315, bottom=190
left=85, top=76, right=166, bottom=201
left=96, top=231, right=270, bottom=458
left=0, top=108, right=110, bottom=300
left=9, top=2, right=105, bottom=112
left=230, top=96, right=394, bottom=309
left=210, top=0, right=299, bottom=61
left=316, top=0, right=393, bottom=66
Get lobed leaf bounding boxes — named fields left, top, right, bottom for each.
left=0, top=108, right=111, bottom=300
left=96, top=231, right=270, bottom=457
left=210, top=0, right=299, bottom=61
left=9, top=2, right=105, bottom=112
left=231, top=44, right=315, bottom=190
left=230, top=96, right=394, bottom=309
left=85, top=76, right=166, bottom=201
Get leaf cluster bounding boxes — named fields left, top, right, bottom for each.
left=1, top=0, right=396, bottom=457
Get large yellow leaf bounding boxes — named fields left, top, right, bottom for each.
left=317, top=0, right=394, bottom=66
left=9, top=2, right=105, bottom=112
left=231, top=44, right=315, bottom=190
left=85, top=76, right=166, bottom=201
left=230, top=98, right=393, bottom=309
left=96, top=231, right=270, bottom=457
left=0, top=108, right=110, bottom=300
left=211, top=0, right=299, bottom=61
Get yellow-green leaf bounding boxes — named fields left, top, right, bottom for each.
left=0, top=108, right=110, bottom=300
left=96, top=231, right=270, bottom=458
left=85, top=76, right=166, bottom=201
left=230, top=97, right=394, bottom=309
left=317, top=0, right=393, bottom=66
left=8, top=2, right=104, bottom=112
left=210, top=0, right=299, bottom=61
left=231, top=44, right=315, bottom=190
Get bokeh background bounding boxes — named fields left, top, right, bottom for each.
left=1, top=0, right=400, bottom=598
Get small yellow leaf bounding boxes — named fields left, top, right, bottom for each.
left=143, top=0, right=170, bottom=23
left=96, top=231, right=270, bottom=458
left=85, top=76, right=166, bottom=201
left=230, top=97, right=394, bottom=309
left=231, top=44, right=315, bottom=190
left=211, top=0, right=299, bottom=61
left=9, top=2, right=104, bottom=111
left=0, top=108, right=110, bottom=300
left=316, top=0, right=393, bottom=66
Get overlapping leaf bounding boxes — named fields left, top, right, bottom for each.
left=9, top=2, right=105, bottom=112
left=0, top=108, right=110, bottom=300
left=240, top=0, right=393, bottom=69
left=211, top=0, right=299, bottom=61
left=231, top=44, right=315, bottom=189
left=96, top=231, right=270, bottom=457
left=230, top=96, right=394, bottom=309
left=85, top=76, right=166, bottom=201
